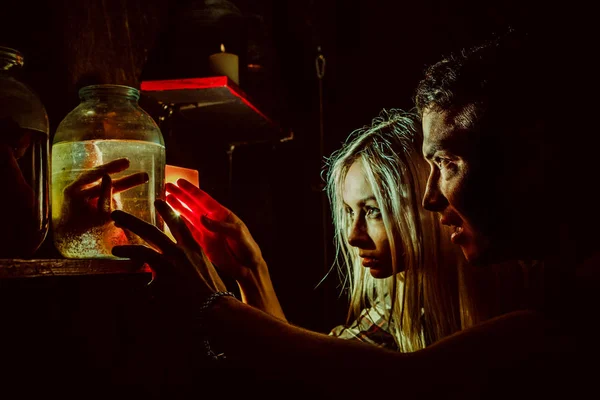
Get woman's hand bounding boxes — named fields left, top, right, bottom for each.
left=165, top=179, right=287, bottom=321
left=165, top=178, right=266, bottom=282
left=111, top=199, right=227, bottom=308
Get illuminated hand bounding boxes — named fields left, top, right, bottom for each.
left=56, top=158, right=149, bottom=237
left=164, top=179, right=286, bottom=321
left=111, top=199, right=227, bottom=306
left=165, top=178, right=265, bottom=282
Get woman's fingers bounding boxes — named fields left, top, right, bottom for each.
left=166, top=182, right=206, bottom=214
left=154, top=199, right=200, bottom=251
left=115, top=201, right=227, bottom=295
left=166, top=195, right=228, bottom=246
left=165, top=195, right=212, bottom=249
left=111, top=209, right=176, bottom=254
left=176, top=179, right=230, bottom=220
left=166, top=194, right=201, bottom=227
left=168, top=196, right=231, bottom=258
left=181, top=215, right=207, bottom=246
left=165, top=182, right=206, bottom=214
left=112, top=244, right=167, bottom=275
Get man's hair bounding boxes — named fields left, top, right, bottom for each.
left=414, top=27, right=558, bottom=143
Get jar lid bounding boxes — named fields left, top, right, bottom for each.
left=79, top=84, right=140, bottom=101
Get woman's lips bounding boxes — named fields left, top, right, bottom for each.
left=361, top=257, right=379, bottom=268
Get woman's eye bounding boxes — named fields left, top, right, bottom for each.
left=366, top=207, right=381, bottom=218
left=345, top=207, right=354, bottom=218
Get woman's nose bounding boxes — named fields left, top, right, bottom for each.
left=347, top=219, right=368, bottom=248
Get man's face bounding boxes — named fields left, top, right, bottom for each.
left=421, top=109, right=500, bottom=265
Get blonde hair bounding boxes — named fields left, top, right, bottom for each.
left=324, top=108, right=465, bottom=351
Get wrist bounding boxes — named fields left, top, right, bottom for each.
left=235, top=260, right=287, bottom=321
left=196, top=291, right=237, bottom=360
left=237, top=260, right=274, bottom=296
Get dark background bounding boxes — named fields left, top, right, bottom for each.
left=0, top=0, right=573, bottom=393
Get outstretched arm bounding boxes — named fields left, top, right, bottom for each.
left=111, top=202, right=557, bottom=399
left=207, top=297, right=551, bottom=396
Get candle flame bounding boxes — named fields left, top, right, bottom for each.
left=220, top=43, right=225, bottom=53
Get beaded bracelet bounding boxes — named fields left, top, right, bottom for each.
left=197, top=291, right=236, bottom=361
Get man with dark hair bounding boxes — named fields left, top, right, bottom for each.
left=415, top=28, right=564, bottom=267
left=415, top=25, right=594, bottom=396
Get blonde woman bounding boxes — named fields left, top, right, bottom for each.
left=325, top=108, right=466, bottom=351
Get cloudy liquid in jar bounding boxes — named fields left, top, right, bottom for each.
left=52, top=139, right=165, bottom=258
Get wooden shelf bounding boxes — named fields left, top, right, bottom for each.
left=140, top=76, right=288, bottom=144
left=0, top=259, right=151, bottom=279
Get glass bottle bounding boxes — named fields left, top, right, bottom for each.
left=0, top=46, right=49, bottom=258
left=52, top=84, right=165, bottom=259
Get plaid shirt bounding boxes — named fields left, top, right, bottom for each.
left=329, top=303, right=399, bottom=351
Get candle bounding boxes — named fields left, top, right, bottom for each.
left=208, top=44, right=239, bottom=85
left=164, top=164, right=200, bottom=241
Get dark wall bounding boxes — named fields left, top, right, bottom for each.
left=1, top=0, right=167, bottom=131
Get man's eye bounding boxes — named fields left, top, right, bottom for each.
left=435, top=157, right=452, bottom=170
left=366, top=207, right=381, bottom=218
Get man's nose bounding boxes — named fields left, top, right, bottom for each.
left=423, top=174, right=448, bottom=212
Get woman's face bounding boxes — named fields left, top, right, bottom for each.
left=343, top=160, right=394, bottom=279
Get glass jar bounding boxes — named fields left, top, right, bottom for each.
left=52, top=84, right=165, bottom=259
left=0, top=46, right=49, bottom=258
